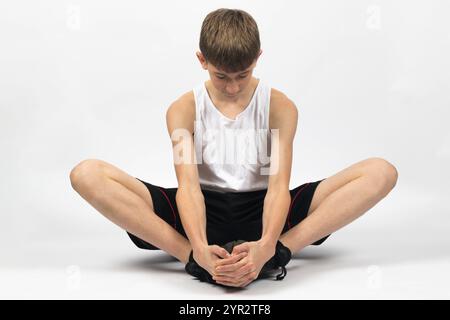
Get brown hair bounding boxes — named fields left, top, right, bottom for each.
left=199, top=8, right=261, bottom=73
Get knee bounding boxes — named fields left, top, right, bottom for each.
left=70, top=159, right=106, bottom=191
left=365, top=157, right=398, bottom=192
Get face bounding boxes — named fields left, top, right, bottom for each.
left=197, top=50, right=262, bottom=99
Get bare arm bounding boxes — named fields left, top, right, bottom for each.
left=166, top=97, right=231, bottom=276
left=176, top=184, right=207, bottom=251
left=260, top=97, right=298, bottom=248
left=166, top=97, right=208, bottom=251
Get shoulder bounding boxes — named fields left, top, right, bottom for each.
left=165, top=90, right=196, bottom=135
left=167, top=90, right=196, bottom=115
left=269, top=88, right=298, bottom=130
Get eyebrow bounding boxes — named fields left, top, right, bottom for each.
left=215, top=69, right=250, bottom=76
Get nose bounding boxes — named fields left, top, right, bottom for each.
left=225, top=83, right=240, bottom=95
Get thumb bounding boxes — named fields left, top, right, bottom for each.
left=232, top=242, right=249, bottom=255
left=212, top=245, right=230, bottom=259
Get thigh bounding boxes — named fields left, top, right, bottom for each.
left=88, top=159, right=156, bottom=212
left=285, top=180, right=330, bottom=245
left=126, top=178, right=184, bottom=250
left=308, top=158, right=377, bottom=215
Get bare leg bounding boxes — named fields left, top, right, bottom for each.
left=280, top=157, right=398, bottom=254
left=70, top=159, right=192, bottom=263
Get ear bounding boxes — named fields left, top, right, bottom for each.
left=251, top=50, right=263, bottom=68
left=196, top=51, right=208, bottom=70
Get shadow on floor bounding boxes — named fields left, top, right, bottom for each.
left=110, top=236, right=448, bottom=294
left=115, top=252, right=185, bottom=273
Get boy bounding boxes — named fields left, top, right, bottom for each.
left=70, top=8, right=398, bottom=288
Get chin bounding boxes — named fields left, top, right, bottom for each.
left=225, top=92, right=240, bottom=96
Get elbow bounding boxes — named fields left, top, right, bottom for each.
left=176, top=187, right=204, bottom=201
left=264, top=188, right=291, bottom=205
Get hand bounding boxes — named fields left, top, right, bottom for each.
left=213, top=240, right=276, bottom=287
left=193, top=245, right=247, bottom=278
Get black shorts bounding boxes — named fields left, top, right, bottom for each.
left=127, top=178, right=331, bottom=250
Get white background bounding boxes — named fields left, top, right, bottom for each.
left=0, top=0, right=449, bottom=299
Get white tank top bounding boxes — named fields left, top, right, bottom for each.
left=193, top=78, right=272, bottom=193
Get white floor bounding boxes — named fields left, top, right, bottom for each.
left=1, top=187, right=449, bottom=300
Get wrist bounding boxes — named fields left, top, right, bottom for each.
left=192, top=242, right=209, bottom=254
left=257, top=237, right=277, bottom=257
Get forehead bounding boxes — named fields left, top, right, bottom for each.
left=211, top=66, right=251, bottom=75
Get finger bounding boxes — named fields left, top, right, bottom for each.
left=214, top=268, right=253, bottom=283
left=232, top=264, right=256, bottom=279
left=216, top=254, right=242, bottom=267
left=217, top=261, right=256, bottom=279
left=216, top=268, right=255, bottom=285
left=212, top=245, right=231, bottom=259
left=214, top=278, right=240, bottom=287
left=232, top=243, right=250, bottom=255
left=213, top=274, right=237, bottom=283
left=216, top=257, right=248, bottom=274
left=222, top=266, right=253, bottom=281
left=239, top=272, right=258, bottom=287
left=215, top=252, right=247, bottom=267
left=228, top=277, right=249, bottom=288
left=214, top=263, right=247, bottom=280
left=218, top=259, right=254, bottom=278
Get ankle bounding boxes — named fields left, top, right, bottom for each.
left=180, top=245, right=192, bottom=264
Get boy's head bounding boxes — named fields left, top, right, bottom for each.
left=196, top=8, right=262, bottom=97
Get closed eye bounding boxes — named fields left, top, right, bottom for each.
left=217, top=74, right=248, bottom=80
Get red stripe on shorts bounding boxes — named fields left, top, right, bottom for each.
left=286, top=183, right=310, bottom=230
left=157, top=187, right=177, bottom=229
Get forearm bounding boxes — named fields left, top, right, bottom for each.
left=260, top=190, right=291, bottom=246
left=176, top=188, right=208, bottom=251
